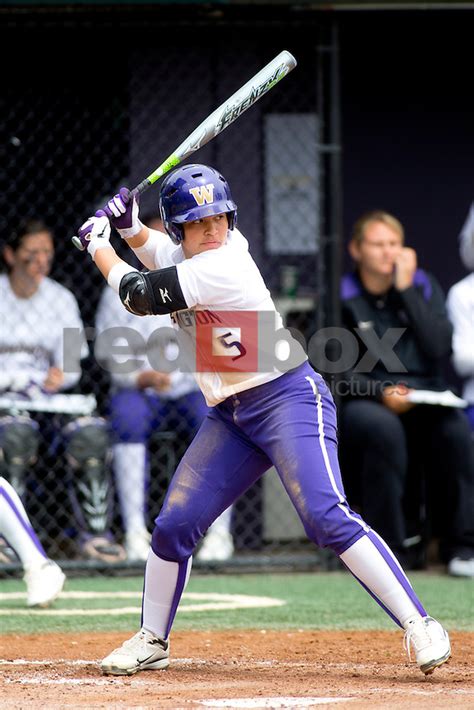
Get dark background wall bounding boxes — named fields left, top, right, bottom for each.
left=339, top=10, right=474, bottom=293
left=1, top=4, right=472, bottom=302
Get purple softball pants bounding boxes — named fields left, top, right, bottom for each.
left=152, top=361, right=367, bottom=559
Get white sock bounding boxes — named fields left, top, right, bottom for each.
left=142, top=548, right=192, bottom=639
left=0, top=477, right=47, bottom=569
left=113, top=443, right=148, bottom=534
left=340, top=534, right=423, bottom=627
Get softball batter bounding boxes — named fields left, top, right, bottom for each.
left=74, top=164, right=450, bottom=677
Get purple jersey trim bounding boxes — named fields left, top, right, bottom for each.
left=341, top=270, right=432, bottom=301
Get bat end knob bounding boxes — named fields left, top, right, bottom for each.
left=71, top=236, right=86, bottom=251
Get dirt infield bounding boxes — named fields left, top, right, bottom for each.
left=1, top=630, right=473, bottom=709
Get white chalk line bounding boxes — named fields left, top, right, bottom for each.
left=197, top=701, right=352, bottom=708
left=2, top=591, right=276, bottom=600
left=0, top=591, right=285, bottom=615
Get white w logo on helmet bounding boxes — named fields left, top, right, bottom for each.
left=189, top=183, right=215, bottom=206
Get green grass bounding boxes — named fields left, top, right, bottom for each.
left=0, top=571, right=472, bottom=635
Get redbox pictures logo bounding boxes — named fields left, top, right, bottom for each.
left=62, top=313, right=407, bottom=378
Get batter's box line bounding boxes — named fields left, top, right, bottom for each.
left=0, top=591, right=286, bottom=615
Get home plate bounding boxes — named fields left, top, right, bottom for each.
left=198, top=699, right=353, bottom=708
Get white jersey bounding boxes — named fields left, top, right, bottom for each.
left=0, top=274, right=87, bottom=392
left=446, top=273, right=474, bottom=405
left=131, top=227, right=307, bottom=406
left=95, top=284, right=199, bottom=400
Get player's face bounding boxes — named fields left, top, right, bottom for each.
left=182, top=214, right=228, bottom=258
left=8, top=232, right=54, bottom=287
left=352, top=221, right=403, bottom=278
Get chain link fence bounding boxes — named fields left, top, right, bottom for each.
left=0, top=7, right=341, bottom=575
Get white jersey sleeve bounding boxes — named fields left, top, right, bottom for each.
left=131, top=227, right=181, bottom=271
left=446, top=274, right=474, bottom=404
left=459, top=201, right=474, bottom=272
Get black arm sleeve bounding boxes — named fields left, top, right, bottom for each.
left=119, top=266, right=188, bottom=316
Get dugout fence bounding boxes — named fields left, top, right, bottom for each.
left=0, top=4, right=343, bottom=575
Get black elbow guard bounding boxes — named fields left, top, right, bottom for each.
left=119, top=266, right=188, bottom=316
left=119, top=272, right=154, bottom=316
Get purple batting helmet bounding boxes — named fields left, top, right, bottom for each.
left=159, top=164, right=237, bottom=245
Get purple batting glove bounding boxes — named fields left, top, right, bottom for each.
left=71, top=215, right=111, bottom=255
left=72, top=218, right=94, bottom=252
left=102, top=187, right=142, bottom=238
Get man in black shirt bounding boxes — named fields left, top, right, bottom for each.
left=338, top=210, right=474, bottom=577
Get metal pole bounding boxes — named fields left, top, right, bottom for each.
left=328, top=18, right=343, bottom=331
left=316, top=17, right=343, bottom=332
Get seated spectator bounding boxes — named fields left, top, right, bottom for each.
left=447, top=201, right=474, bottom=431
left=0, top=476, right=65, bottom=606
left=0, top=218, right=125, bottom=563
left=95, top=218, right=235, bottom=563
left=336, top=210, right=474, bottom=577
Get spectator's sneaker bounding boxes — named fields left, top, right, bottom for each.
left=24, top=560, right=66, bottom=607
left=404, top=616, right=451, bottom=675
left=101, top=629, right=169, bottom=675
left=196, top=529, right=234, bottom=562
left=125, top=528, right=151, bottom=562
left=81, top=534, right=127, bottom=563
left=448, top=555, right=474, bottom=578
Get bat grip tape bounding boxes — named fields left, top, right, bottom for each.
left=131, top=179, right=152, bottom=198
